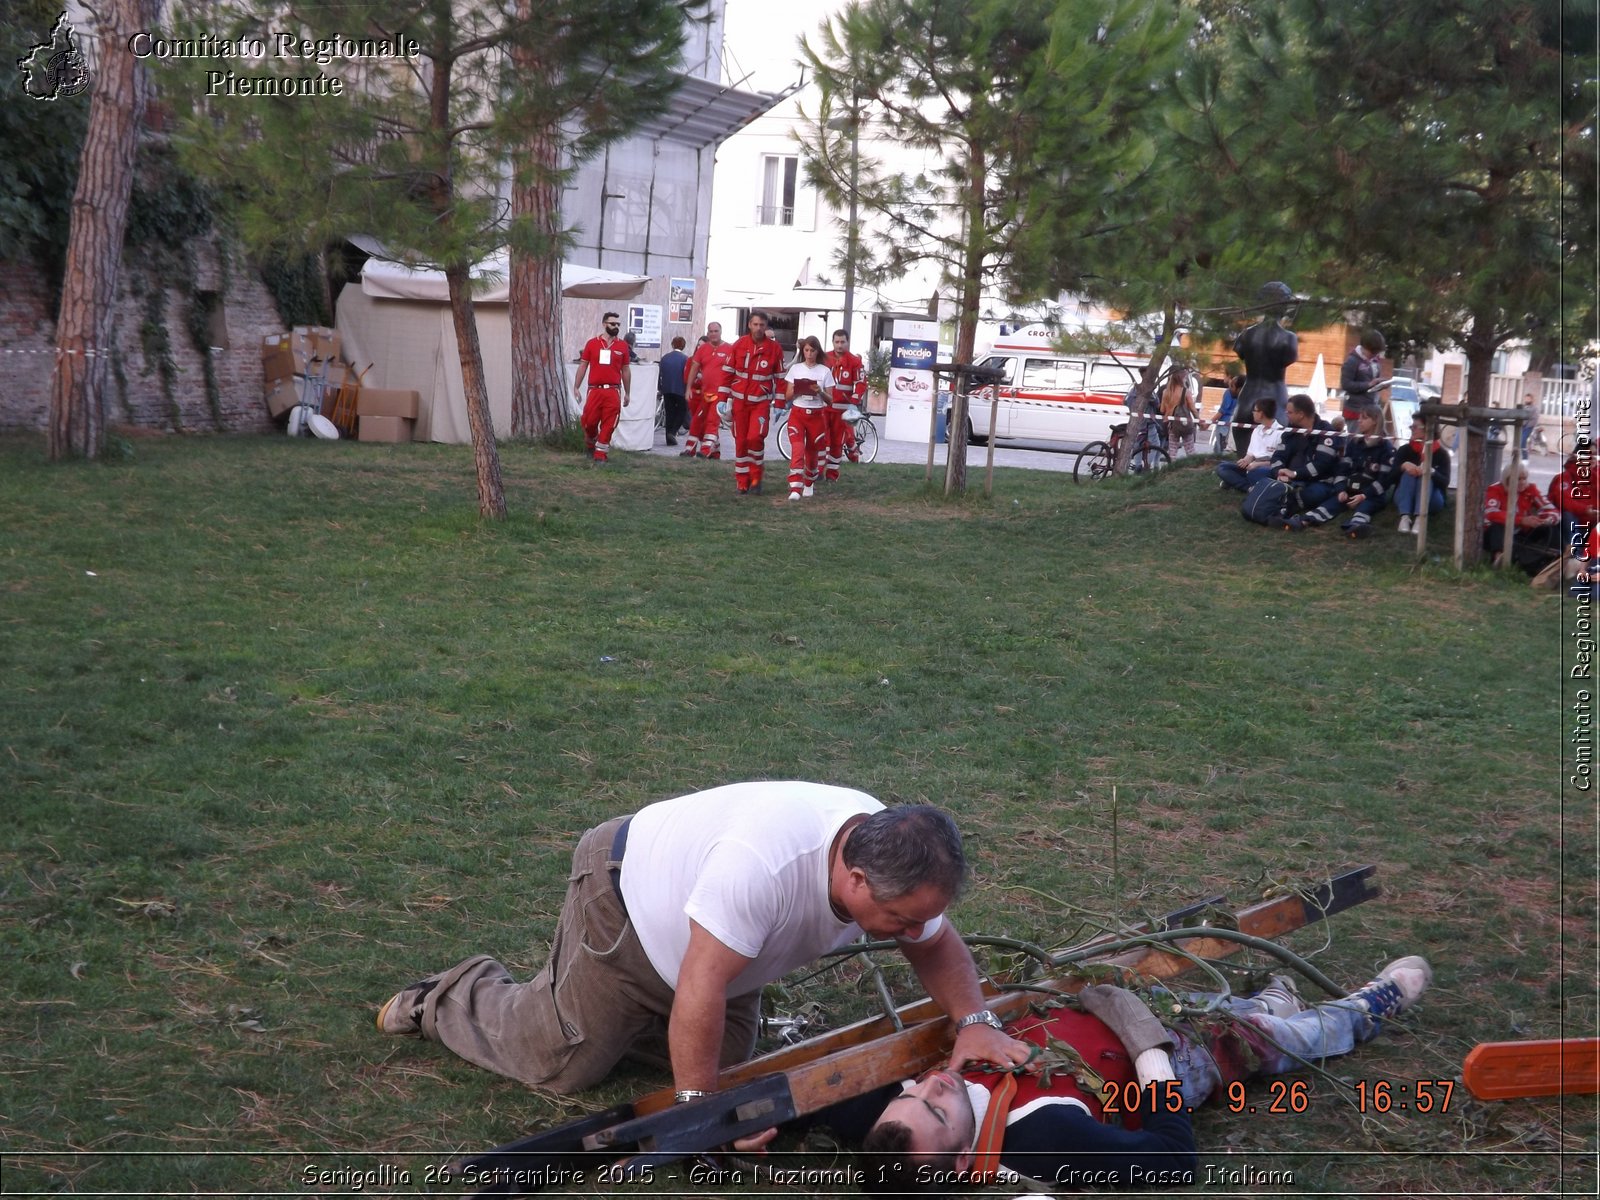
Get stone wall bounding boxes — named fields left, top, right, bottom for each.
left=0, top=241, right=285, bottom=435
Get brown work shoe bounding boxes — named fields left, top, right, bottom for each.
left=376, top=977, right=439, bottom=1037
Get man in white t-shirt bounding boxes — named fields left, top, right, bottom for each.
left=376, top=782, right=1029, bottom=1108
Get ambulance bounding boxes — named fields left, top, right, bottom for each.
left=950, top=324, right=1149, bottom=448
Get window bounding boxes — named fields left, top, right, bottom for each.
left=1088, top=360, right=1139, bottom=392
left=759, top=154, right=798, bottom=226
left=1021, top=358, right=1085, bottom=391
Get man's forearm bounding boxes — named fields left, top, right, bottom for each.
left=667, top=986, right=728, bottom=1094
left=899, top=922, right=987, bottom=1019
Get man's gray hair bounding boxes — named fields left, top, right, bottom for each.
left=843, top=805, right=966, bottom=901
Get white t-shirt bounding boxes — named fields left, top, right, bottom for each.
left=619, top=781, right=943, bottom=996
left=785, top=362, right=837, bottom=409
left=1246, top=421, right=1285, bottom=460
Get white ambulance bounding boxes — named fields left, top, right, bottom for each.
left=952, top=324, right=1149, bottom=449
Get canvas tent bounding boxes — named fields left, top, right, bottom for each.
left=335, top=249, right=656, bottom=445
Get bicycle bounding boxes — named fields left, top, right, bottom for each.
left=1073, top=417, right=1170, bottom=483
left=775, top=405, right=879, bottom=465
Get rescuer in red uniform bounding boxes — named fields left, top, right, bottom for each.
left=572, top=311, right=631, bottom=463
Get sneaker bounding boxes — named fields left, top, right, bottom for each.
left=376, top=977, right=440, bottom=1037
left=1345, top=955, right=1433, bottom=1020
left=1348, top=524, right=1374, bottom=540
left=1255, top=973, right=1307, bottom=1018
left=788, top=491, right=802, bottom=502
left=665, top=437, right=677, bottom=446
left=802, top=485, right=815, bottom=498
left=751, top=482, right=763, bottom=496
left=1397, top=515, right=1415, bottom=534
left=679, top=449, right=695, bottom=458
left=1283, top=515, right=1306, bottom=532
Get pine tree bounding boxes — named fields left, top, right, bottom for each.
left=803, top=0, right=1188, bottom=492
left=504, top=0, right=706, bottom=440
left=1234, top=0, right=1591, bottom=563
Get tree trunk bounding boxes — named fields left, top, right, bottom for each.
left=427, top=10, right=505, bottom=519
left=1115, top=304, right=1176, bottom=475
left=943, top=147, right=986, bottom=496
left=508, top=20, right=571, bottom=439
left=49, top=0, right=159, bottom=461
left=446, top=265, right=508, bottom=519
left=1457, top=315, right=1496, bottom=568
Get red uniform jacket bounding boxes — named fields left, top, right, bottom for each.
left=1549, top=457, right=1596, bottom=524
left=824, top=349, right=867, bottom=408
left=963, top=1008, right=1143, bottom=1130
left=1485, top=481, right=1558, bottom=527
left=723, top=336, right=784, bottom=403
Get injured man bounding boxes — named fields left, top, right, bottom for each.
left=825, top=955, right=1433, bottom=1193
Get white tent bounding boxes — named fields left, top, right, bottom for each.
left=335, top=250, right=657, bottom=445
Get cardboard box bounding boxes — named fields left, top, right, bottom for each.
left=292, top=325, right=341, bottom=362
left=264, top=347, right=304, bottom=380
left=264, top=378, right=302, bottom=419
left=359, top=415, right=414, bottom=443
left=357, top=388, right=420, bottom=420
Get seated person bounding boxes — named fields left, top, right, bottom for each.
left=844, top=956, right=1432, bottom=1194
left=1287, top=404, right=1395, bottom=536
left=1266, top=394, right=1343, bottom=524
left=1215, top=398, right=1283, bottom=492
left=1548, top=447, right=1596, bottom=546
left=1391, top=415, right=1452, bottom=532
left=1485, top=458, right=1563, bottom=575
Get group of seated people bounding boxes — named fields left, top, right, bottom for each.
left=1216, top=394, right=1450, bottom=539
left=1217, top=394, right=1595, bottom=575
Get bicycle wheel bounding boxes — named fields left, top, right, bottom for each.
left=1131, top=443, right=1171, bottom=474
left=852, top=417, right=879, bottom=464
left=1073, top=440, right=1115, bottom=483
left=775, top=408, right=792, bottom=459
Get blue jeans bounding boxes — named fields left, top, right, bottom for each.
left=1167, top=994, right=1378, bottom=1109
left=1216, top=462, right=1253, bottom=491
left=1394, top=474, right=1445, bottom=517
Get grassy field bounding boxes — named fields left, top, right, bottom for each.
left=1, top=432, right=1592, bottom=1197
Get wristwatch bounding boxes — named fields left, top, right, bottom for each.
left=954, top=1008, right=1004, bottom=1033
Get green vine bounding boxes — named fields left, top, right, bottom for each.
left=138, top=288, right=180, bottom=430
left=184, top=281, right=224, bottom=431
left=258, top=250, right=331, bottom=328
left=109, top=341, right=132, bottom=422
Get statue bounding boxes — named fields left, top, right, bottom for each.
left=1233, top=281, right=1299, bottom=422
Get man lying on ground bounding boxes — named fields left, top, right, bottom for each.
left=823, top=955, right=1432, bottom=1193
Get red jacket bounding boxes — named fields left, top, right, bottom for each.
left=963, top=1008, right=1143, bottom=1130
left=824, top=350, right=867, bottom=407
left=1549, top=457, right=1596, bottom=524
left=723, top=335, right=784, bottom=403
left=1485, top=481, right=1558, bottom=527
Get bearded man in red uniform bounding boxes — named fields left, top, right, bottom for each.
left=683, top=322, right=734, bottom=459
left=722, top=312, right=786, bottom=494
left=572, top=312, right=631, bottom=463
left=823, top=329, right=867, bottom=481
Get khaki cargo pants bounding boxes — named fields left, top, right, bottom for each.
left=413, top=816, right=760, bottom=1093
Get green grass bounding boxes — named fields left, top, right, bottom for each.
left=1, top=433, right=1591, bottom=1196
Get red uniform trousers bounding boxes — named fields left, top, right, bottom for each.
left=823, top=404, right=859, bottom=479
left=786, top=405, right=829, bottom=495
left=686, top=389, right=721, bottom=458
left=729, top=396, right=772, bottom=491
left=581, top=385, right=623, bottom=461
